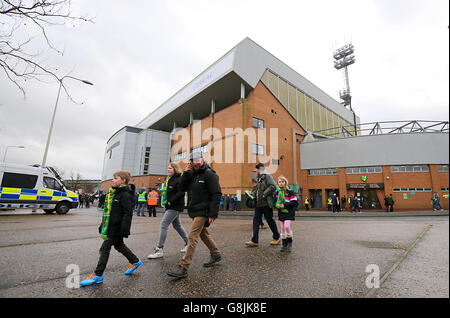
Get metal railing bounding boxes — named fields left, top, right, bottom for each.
left=312, top=120, right=449, bottom=139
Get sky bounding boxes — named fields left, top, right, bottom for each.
left=0, top=0, right=448, bottom=180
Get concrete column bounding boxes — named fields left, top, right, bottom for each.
left=189, top=112, right=194, bottom=125
left=211, top=99, right=216, bottom=114
left=241, top=83, right=245, bottom=99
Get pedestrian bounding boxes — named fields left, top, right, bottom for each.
left=231, top=195, right=238, bottom=211
left=85, top=194, right=90, bottom=208
left=275, top=176, right=298, bottom=252
left=384, top=195, right=390, bottom=212
left=98, top=192, right=106, bottom=209
left=341, top=195, right=346, bottom=211
left=353, top=196, right=361, bottom=213
left=79, top=193, right=84, bottom=208
left=304, top=197, right=310, bottom=211
left=327, top=196, right=332, bottom=211
left=388, top=194, right=394, bottom=212
left=147, top=188, right=158, bottom=217
left=167, top=151, right=222, bottom=279
left=433, top=192, right=444, bottom=211
left=245, top=163, right=280, bottom=247
left=80, top=170, right=142, bottom=286
left=148, top=163, right=189, bottom=259
left=220, top=196, right=224, bottom=210
left=331, top=194, right=339, bottom=213
left=136, top=190, right=147, bottom=216
left=225, top=194, right=230, bottom=211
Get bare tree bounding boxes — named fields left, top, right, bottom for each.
left=0, top=0, right=93, bottom=97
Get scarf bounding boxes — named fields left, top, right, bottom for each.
left=161, top=176, right=170, bottom=207
left=276, top=186, right=289, bottom=213
left=100, top=184, right=126, bottom=240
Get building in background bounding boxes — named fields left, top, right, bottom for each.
left=101, top=38, right=449, bottom=210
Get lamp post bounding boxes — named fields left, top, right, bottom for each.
left=2, top=145, right=25, bottom=162
left=41, top=76, right=93, bottom=167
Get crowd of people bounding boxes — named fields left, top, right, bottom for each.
left=78, top=154, right=446, bottom=286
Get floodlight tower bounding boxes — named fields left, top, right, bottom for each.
left=333, top=43, right=357, bottom=135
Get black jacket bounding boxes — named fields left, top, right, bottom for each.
left=98, top=184, right=135, bottom=238
left=164, top=173, right=185, bottom=212
left=276, top=188, right=298, bottom=221
left=179, top=162, right=221, bottom=219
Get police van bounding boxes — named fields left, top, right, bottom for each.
left=0, top=163, right=79, bottom=214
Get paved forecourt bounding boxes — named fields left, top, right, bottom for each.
left=0, top=207, right=447, bottom=298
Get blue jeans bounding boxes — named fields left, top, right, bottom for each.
left=137, top=203, right=146, bottom=216
left=251, top=206, right=280, bottom=243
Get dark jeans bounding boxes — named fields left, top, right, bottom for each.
left=95, top=236, right=139, bottom=276
left=251, top=206, right=279, bottom=243
left=148, top=205, right=156, bottom=217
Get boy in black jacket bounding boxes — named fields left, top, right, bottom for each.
left=80, top=170, right=142, bottom=286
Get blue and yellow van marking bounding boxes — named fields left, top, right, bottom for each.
left=0, top=188, right=78, bottom=202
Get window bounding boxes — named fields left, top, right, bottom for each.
left=441, top=188, right=449, bottom=192
left=272, top=159, right=280, bottom=165
left=251, top=171, right=258, bottom=182
left=1, top=172, right=38, bottom=189
left=438, top=165, right=449, bottom=172
left=43, top=177, right=64, bottom=191
left=143, top=147, right=151, bottom=175
left=346, top=166, right=382, bottom=174
left=252, top=117, right=264, bottom=129
left=308, top=168, right=338, bottom=176
left=252, top=144, right=264, bottom=155
left=192, top=144, right=208, bottom=154
left=393, top=187, right=432, bottom=192
left=391, top=165, right=429, bottom=173
left=174, top=151, right=186, bottom=161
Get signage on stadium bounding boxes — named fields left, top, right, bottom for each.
left=346, top=183, right=384, bottom=189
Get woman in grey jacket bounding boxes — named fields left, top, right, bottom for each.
left=148, top=162, right=188, bottom=259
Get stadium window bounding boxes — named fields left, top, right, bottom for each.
left=252, top=117, right=264, bottom=129
left=438, top=165, right=449, bottom=172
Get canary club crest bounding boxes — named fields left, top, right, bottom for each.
left=361, top=175, right=368, bottom=182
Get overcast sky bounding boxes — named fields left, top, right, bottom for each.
left=1, top=0, right=448, bottom=180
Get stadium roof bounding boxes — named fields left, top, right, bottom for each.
left=136, top=37, right=357, bottom=132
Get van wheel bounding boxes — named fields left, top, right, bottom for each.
left=43, top=209, right=55, bottom=214
left=55, top=202, right=70, bottom=215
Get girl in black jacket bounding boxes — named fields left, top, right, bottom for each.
left=80, top=171, right=142, bottom=286
left=148, top=163, right=188, bottom=259
left=275, top=176, right=298, bottom=252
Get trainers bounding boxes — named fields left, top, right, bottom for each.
left=180, top=245, right=188, bottom=253
left=245, top=241, right=259, bottom=247
left=148, top=248, right=164, bottom=259
left=270, top=239, right=281, bottom=245
left=203, top=254, right=222, bottom=267
left=80, top=272, right=103, bottom=286
left=167, top=265, right=188, bottom=278
left=124, top=259, right=143, bottom=275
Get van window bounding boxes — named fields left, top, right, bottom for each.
left=1, top=172, right=38, bottom=189
left=43, top=177, right=64, bottom=191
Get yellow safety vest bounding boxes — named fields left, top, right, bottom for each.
left=138, top=192, right=146, bottom=202
left=304, top=198, right=309, bottom=204
left=328, top=198, right=332, bottom=205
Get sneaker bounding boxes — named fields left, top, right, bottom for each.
left=167, top=265, right=188, bottom=278
left=270, top=239, right=281, bottom=245
left=80, top=272, right=103, bottom=286
left=203, top=254, right=222, bottom=267
left=245, top=241, right=259, bottom=247
left=124, top=259, right=143, bottom=275
left=180, top=245, right=188, bottom=253
left=148, top=248, right=164, bottom=259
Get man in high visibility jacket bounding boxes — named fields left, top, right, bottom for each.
left=137, top=190, right=147, bottom=216
left=148, top=188, right=159, bottom=217
left=327, top=197, right=332, bottom=211
left=304, top=197, right=310, bottom=211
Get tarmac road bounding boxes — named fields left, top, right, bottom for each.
left=0, top=207, right=448, bottom=298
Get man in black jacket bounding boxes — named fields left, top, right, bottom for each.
left=167, top=151, right=222, bottom=278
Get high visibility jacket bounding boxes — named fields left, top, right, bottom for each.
left=138, top=192, right=147, bottom=202
left=148, top=190, right=158, bottom=206
left=304, top=198, right=309, bottom=205
left=327, top=198, right=332, bottom=205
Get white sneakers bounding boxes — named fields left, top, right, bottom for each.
left=148, top=248, right=163, bottom=259
left=148, top=245, right=188, bottom=259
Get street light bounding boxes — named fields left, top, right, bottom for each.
left=41, top=76, right=93, bottom=167
left=2, top=145, right=25, bottom=162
